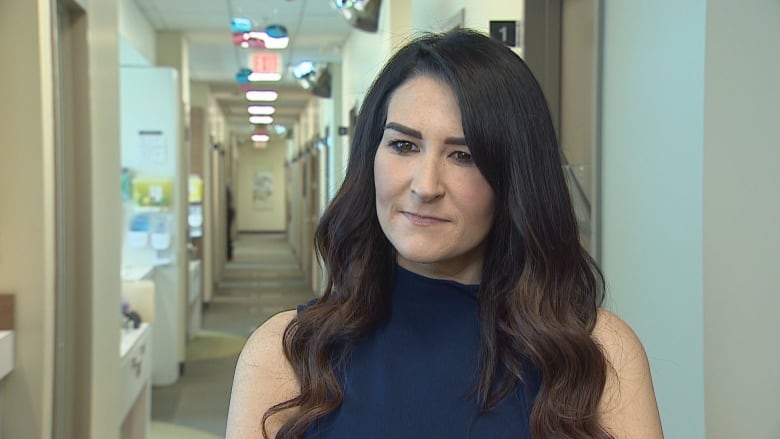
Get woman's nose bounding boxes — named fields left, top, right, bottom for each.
left=410, top=155, right=444, bottom=201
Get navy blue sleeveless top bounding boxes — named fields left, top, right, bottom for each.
left=299, top=266, right=540, bottom=438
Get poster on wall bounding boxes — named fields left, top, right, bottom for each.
left=138, top=130, right=167, bottom=166
left=252, top=169, right=274, bottom=211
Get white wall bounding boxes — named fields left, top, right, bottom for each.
left=120, top=36, right=151, bottom=66
left=702, top=0, right=780, bottom=437
left=413, top=0, right=462, bottom=30
left=341, top=21, right=388, bottom=113
left=601, top=1, right=706, bottom=437
left=236, top=142, right=288, bottom=232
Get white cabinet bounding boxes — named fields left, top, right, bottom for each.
left=151, top=264, right=181, bottom=385
left=120, top=323, right=151, bottom=439
left=122, top=262, right=185, bottom=386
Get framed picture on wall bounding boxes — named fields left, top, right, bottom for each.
left=252, top=169, right=274, bottom=211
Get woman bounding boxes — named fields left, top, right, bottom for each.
left=226, top=28, right=663, bottom=439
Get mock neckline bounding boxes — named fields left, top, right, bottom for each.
left=395, top=264, right=481, bottom=297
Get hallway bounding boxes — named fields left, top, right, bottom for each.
left=150, top=233, right=316, bottom=438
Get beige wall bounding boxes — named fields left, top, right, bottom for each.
left=703, top=0, right=780, bottom=436
left=0, top=1, right=57, bottom=437
left=83, top=0, right=123, bottom=436
left=0, top=0, right=121, bottom=438
left=237, top=142, right=288, bottom=232
left=190, top=81, right=214, bottom=302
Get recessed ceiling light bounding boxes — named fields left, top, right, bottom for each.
left=251, top=133, right=270, bottom=142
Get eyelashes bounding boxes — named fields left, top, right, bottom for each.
left=385, top=139, right=474, bottom=165
left=450, top=150, right=473, bottom=164
left=388, top=139, right=418, bottom=154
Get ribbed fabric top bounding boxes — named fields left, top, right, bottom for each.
left=300, top=265, right=539, bottom=439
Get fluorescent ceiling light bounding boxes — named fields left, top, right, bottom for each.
left=246, top=91, right=278, bottom=101
left=250, top=116, right=274, bottom=124
left=248, top=105, right=275, bottom=115
left=252, top=134, right=270, bottom=142
left=249, top=72, right=282, bottom=82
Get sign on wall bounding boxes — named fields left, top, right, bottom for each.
left=489, top=20, right=522, bottom=48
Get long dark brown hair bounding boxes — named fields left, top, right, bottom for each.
left=263, top=28, right=611, bottom=439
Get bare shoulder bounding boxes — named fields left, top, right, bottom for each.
left=225, top=310, right=299, bottom=439
left=240, top=310, right=297, bottom=366
left=592, top=309, right=664, bottom=438
left=592, top=309, right=647, bottom=368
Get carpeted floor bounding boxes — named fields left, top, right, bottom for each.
left=151, top=421, right=223, bottom=439
left=185, top=330, right=247, bottom=363
left=150, top=233, right=316, bottom=438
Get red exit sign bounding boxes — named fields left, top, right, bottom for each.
left=251, top=53, right=281, bottom=74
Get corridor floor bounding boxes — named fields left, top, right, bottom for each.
left=150, top=232, right=316, bottom=438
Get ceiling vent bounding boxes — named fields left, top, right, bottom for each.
left=331, top=0, right=382, bottom=33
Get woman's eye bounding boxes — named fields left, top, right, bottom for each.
left=451, top=151, right=473, bottom=164
left=390, top=140, right=417, bottom=153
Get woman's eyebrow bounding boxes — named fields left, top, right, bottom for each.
left=385, top=122, right=422, bottom=139
left=384, top=122, right=467, bottom=145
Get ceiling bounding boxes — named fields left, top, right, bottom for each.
left=132, top=0, right=355, bottom=132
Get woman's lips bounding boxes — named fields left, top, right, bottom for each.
left=402, top=211, right=448, bottom=226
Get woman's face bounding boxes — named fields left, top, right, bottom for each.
left=374, top=75, right=495, bottom=285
